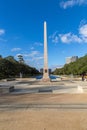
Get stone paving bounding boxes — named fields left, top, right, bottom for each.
left=12, top=79, right=87, bottom=94
left=0, top=78, right=87, bottom=130
left=1, top=109, right=87, bottom=130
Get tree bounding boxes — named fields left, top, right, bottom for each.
left=0, top=55, right=40, bottom=79
left=0, top=59, right=18, bottom=78
left=53, top=55, right=87, bottom=75
left=0, top=55, right=2, bottom=59
left=17, top=54, right=24, bottom=63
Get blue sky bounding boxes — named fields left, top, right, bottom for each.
left=0, top=0, right=87, bottom=70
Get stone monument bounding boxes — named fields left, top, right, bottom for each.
left=42, top=21, right=50, bottom=81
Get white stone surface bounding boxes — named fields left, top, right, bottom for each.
left=43, top=21, right=50, bottom=81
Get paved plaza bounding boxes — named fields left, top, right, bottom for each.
left=0, top=77, right=86, bottom=94
left=0, top=78, right=87, bottom=130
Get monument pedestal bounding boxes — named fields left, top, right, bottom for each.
left=42, top=78, right=51, bottom=82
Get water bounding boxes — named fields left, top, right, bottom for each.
left=36, top=75, right=60, bottom=80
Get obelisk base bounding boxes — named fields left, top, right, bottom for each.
left=42, top=77, right=51, bottom=82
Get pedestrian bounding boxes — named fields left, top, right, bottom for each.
left=82, top=74, right=84, bottom=81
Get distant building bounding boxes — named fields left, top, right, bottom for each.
left=40, top=68, right=51, bottom=74
left=49, top=69, right=52, bottom=74
left=40, top=68, right=43, bottom=74
left=66, top=56, right=78, bottom=64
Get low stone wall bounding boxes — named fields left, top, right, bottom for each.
left=6, top=78, right=16, bottom=81
left=0, top=85, right=14, bottom=94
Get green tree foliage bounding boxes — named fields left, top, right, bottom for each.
left=17, top=54, right=24, bottom=63
left=0, top=55, right=2, bottom=59
left=5, top=56, right=18, bottom=63
left=0, top=55, right=40, bottom=79
left=53, top=55, right=87, bottom=75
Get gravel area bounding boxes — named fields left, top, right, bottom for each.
left=0, top=109, right=87, bottom=130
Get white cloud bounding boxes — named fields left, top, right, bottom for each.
left=59, top=33, right=69, bottom=43
left=25, top=59, right=43, bottom=70
left=80, top=19, right=87, bottom=27
left=60, top=0, right=87, bottom=9
left=50, top=65, right=63, bottom=71
left=79, top=24, right=87, bottom=38
left=49, top=31, right=59, bottom=43
left=79, top=24, right=87, bottom=42
left=49, top=31, right=58, bottom=39
left=0, top=29, right=5, bottom=35
left=20, top=51, right=43, bottom=69
left=32, top=56, right=43, bottom=61
left=28, top=51, right=39, bottom=57
left=50, top=21, right=87, bottom=44
left=11, top=48, right=22, bottom=52
left=50, top=31, right=83, bottom=44
left=23, top=51, right=39, bottom=58
left=52, top=36, right=59, bottom=43
left=82, top=37, right=87, bottom=43
left=59, top=33, right=82, bottom=43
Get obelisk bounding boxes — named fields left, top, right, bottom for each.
left=42, top=21, right=50, bottom=81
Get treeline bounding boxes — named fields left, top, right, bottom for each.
left=0, top=55, right=40, bottom=79
left=53, top=55, right=87, bottom=75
